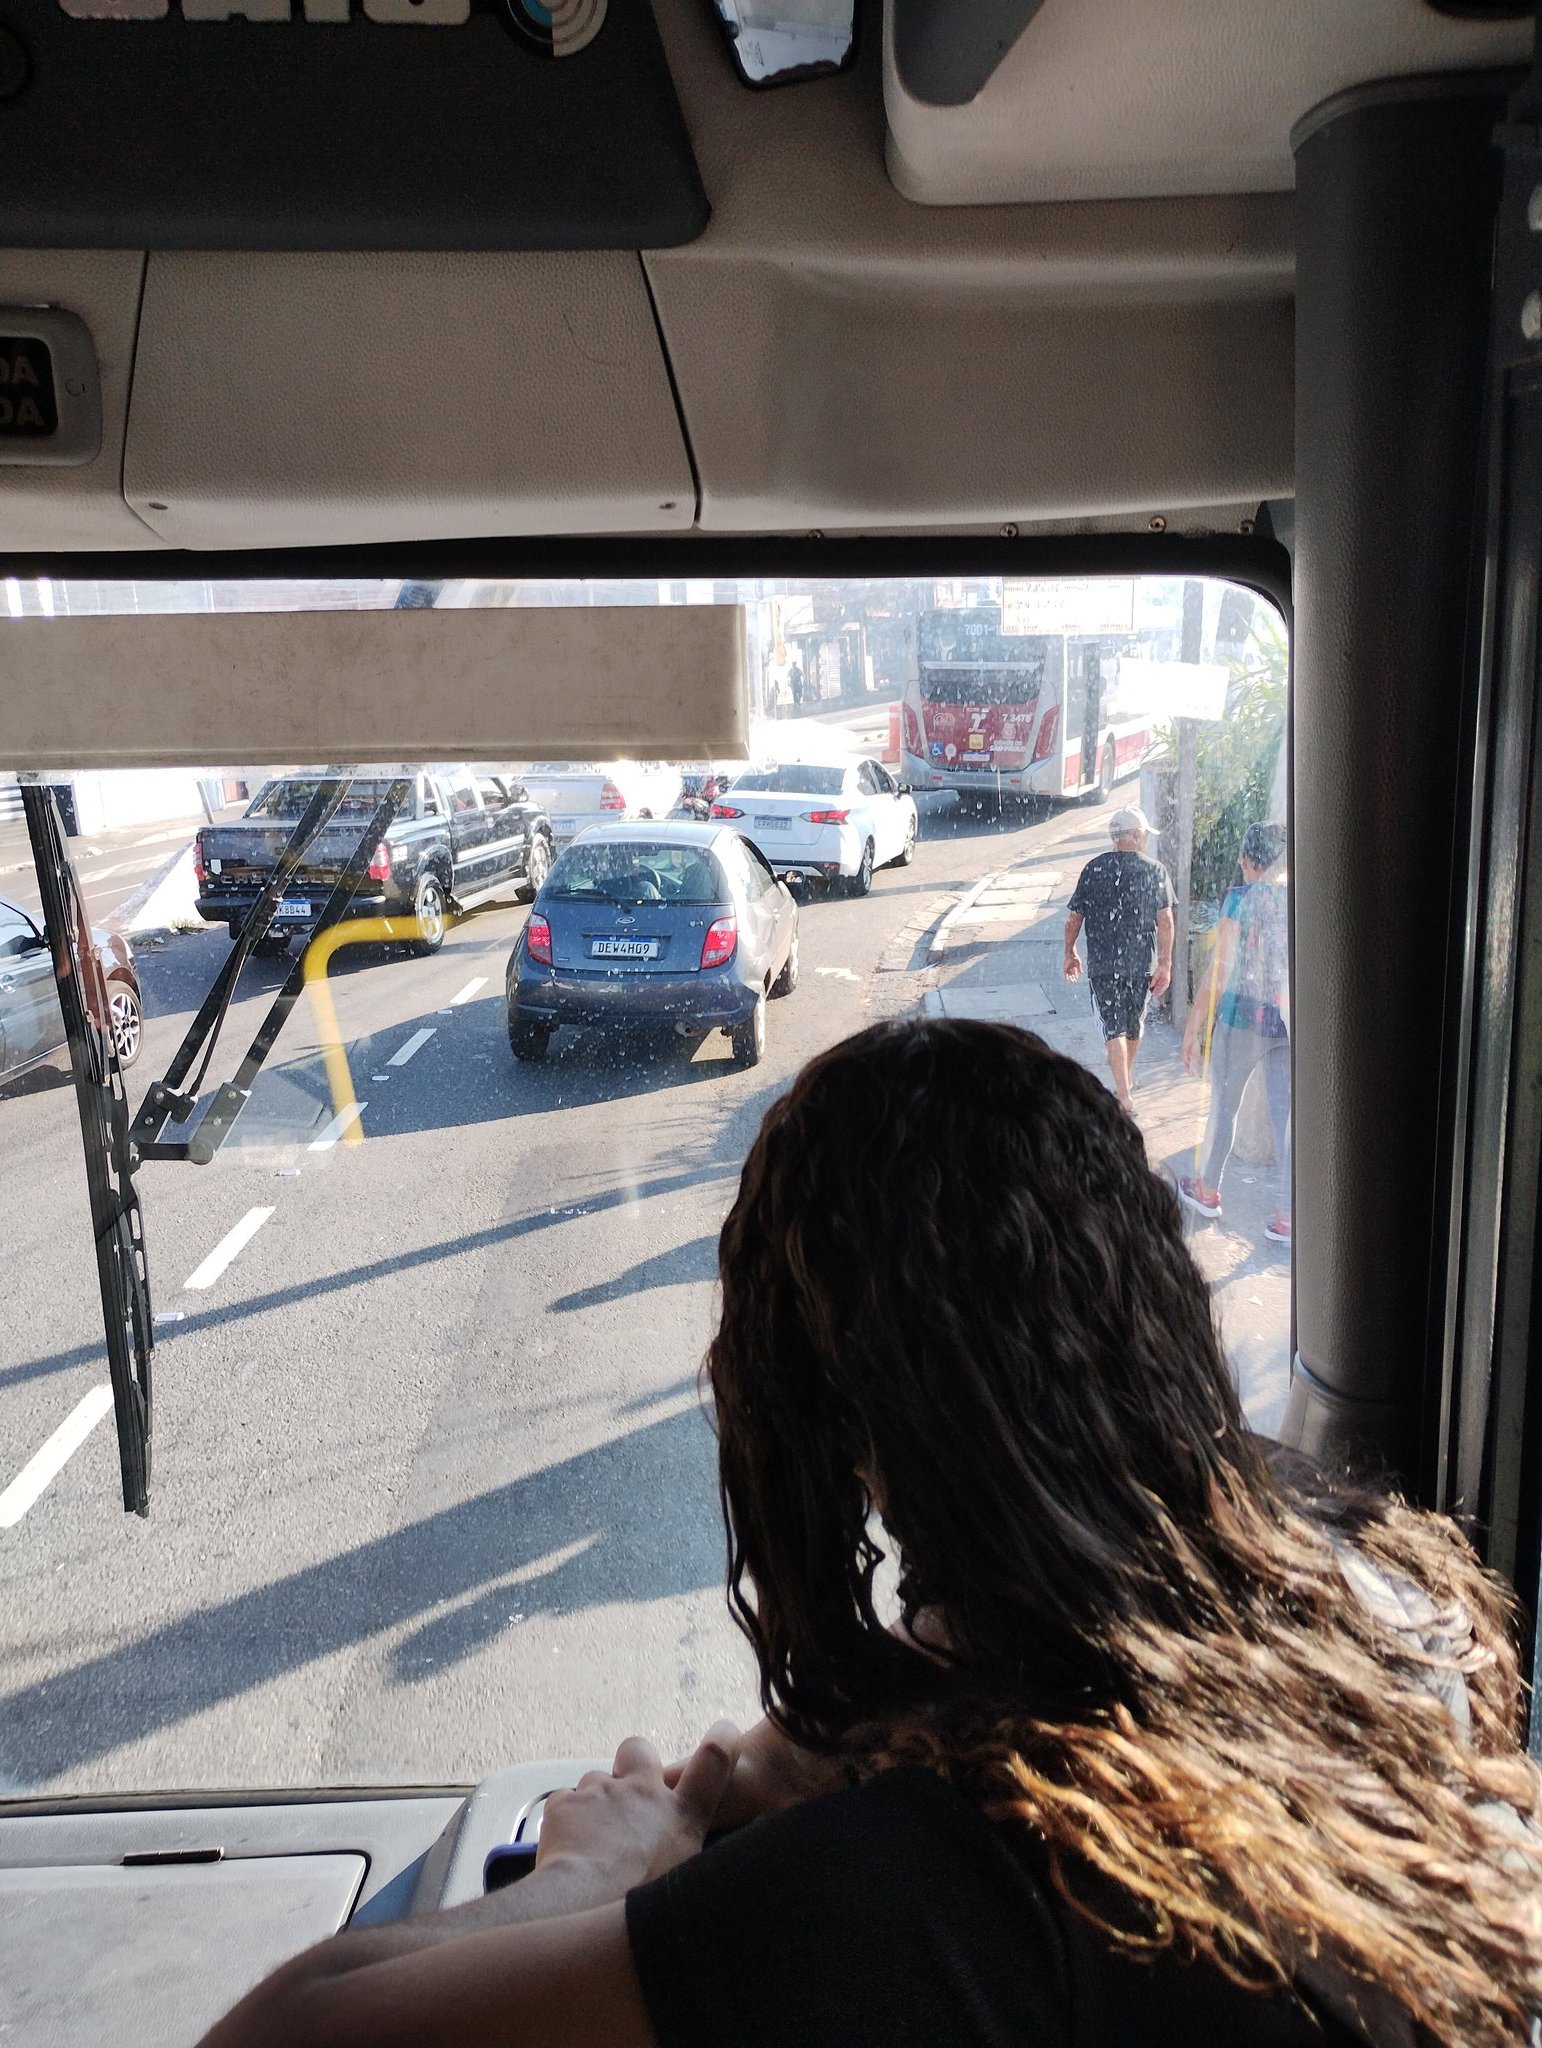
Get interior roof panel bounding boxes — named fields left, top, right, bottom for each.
left=883, top=0, right=1533, bottom=206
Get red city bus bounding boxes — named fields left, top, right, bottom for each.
left=900, top=605, right=1155, bottom=807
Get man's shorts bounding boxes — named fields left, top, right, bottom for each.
left=1090, top=975, right=1150, bottom=1042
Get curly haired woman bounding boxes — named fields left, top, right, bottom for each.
left=207, top=1019, right=1542, bottom=2048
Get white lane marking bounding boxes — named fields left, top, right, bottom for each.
left=82, top=862, right=129, bottom=883
left=310, top=1102, right=366, bottom=1152
left=0, top=1385, right=114, bottom=1528
left=184, top=1205, right=275, bottom=1291
left=449, top=977, right=487, bottom=1007
left=388, top=1027, right=436, bottom=1068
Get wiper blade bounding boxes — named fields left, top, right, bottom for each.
left=131, top=774, right=410, bottom=1165
left=22, top=783, right=153, bottom=1517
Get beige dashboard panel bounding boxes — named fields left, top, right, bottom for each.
left=0, top=251, right=163, bottom=551
left=0, top=602, right=749, bottom=766
left=884, top=0, right=1532, bottom=207
left=123, top=252, right=696, bottom=549
left=646, top=0, right=1293, bottom=532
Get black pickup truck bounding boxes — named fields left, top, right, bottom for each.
left=194, top=767, right=554, bottom=957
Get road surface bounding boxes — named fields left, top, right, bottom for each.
left=0, top=790, right=1289, bottom=1798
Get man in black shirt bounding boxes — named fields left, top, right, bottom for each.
left=1064, top=806, right=1174, bottom=1112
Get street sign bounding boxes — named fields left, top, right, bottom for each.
left=1114, top=656, right=1229, bottom=722
left=1002, top=577, right=1136, bottom=636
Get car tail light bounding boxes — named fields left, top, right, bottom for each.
left=600, top=781, right=626, bottom=812
left=711, top=803, right=744, bottom=819
left=368, top=842, right=392, bottom=882
left=803, top=809, right=850, bottom=826
left=1031, top=707, right=1060, bottom=763
left=700, top=915, right=737, bottom=969
left=526, top=914, right=553, bottom=966
left=904, top=705, right=925, bottom=757
left=193, top=833, right=206, bottom=885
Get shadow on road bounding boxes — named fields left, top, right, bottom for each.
left=550, top=1236, right=719, bottom=1314
left=0, top=1060, right=72, bottom=1102
left=0, top=1405, right=722, bottom=1781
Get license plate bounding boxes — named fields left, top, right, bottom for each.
left=591, top=937, right=660, bottom=960
left=551, top=816, right=579, bottom=838
left=275, top=899, right=312, bottom=921
left=753, top=814, right=792, bottom=831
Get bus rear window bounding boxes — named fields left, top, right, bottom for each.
left=921, top=664, right=1047, bottom=707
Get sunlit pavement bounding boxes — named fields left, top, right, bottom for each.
left=0, top=782, right=1290, bottom=1798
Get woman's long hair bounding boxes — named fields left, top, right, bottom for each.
left=706, top=1018, right=1542, bottom=2045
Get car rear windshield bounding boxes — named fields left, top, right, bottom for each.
left=545, top=842, right=725, bottom=904
left=246, top=778, right=414, bottom=822
left=731, top=764, right=846, bottom=796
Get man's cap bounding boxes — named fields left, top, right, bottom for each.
left=1108, top=806, right=1150, bottom=837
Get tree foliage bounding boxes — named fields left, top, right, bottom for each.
left=1154, top=606, right=1287, bottom=904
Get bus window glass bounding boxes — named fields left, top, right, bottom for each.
left=0, top=571, right=1289, bottom=1801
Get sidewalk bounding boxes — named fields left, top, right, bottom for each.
left=0, top=808, right=230, bottom=938
left=922, top=814, right=1291, bottom=1434
left=0, top=811, right=208, bottom=881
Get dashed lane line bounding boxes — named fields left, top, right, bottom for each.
left=388, top=1027, right=436, bottom=1068
left=184, top=1205, right=275, bottom=1290
left=0, top=1385, right=113, bottom=1528
left=449, top=977, right=487, bottom=1007
left=310, top=1102, right=366, bottom=1152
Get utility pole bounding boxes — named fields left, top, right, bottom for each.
left=1170, top=580, right=1205, bottom=1036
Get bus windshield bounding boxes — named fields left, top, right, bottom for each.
left=0, top=570, right=1288, bottom=1802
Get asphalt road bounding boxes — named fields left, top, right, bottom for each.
left=0, top=793, right=1080, bottom=1799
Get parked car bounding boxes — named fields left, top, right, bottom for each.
left=194, top=766, right=554, bottom=957
left=519, top=762, right=685, bottom=849
left=711, top=757, right=918, bottom=894
left=506, top=822, right=799, bottom=1069
left=0, top=897, right=143, bottom=1079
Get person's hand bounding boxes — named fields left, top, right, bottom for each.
left=665, top=1714, right=845, bottom=1834
left=533, top=1723, right=740, bottom=1904
left=1150, top=963, right=1171, bottom=1001
left=1063, top=953, right=1082, bottom=983
left=1182, top=1030, right=1201, bottom=1076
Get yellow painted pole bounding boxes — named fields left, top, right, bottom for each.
left=301, top=914, right=424, bottom=1146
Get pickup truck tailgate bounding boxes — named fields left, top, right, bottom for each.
left=198, top=823, right=379, bottom=884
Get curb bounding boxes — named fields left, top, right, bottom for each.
left=926, top=871, right=1001, bottom=966
left=107, top=844, right=217, bottom=939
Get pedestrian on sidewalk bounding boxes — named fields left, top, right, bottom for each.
left=1063, top=806, right=1175, bottom=1113
left=1179, top=822, right=1291, bottom=1246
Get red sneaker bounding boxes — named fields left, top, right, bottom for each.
left=1265, top=1215, right=1292, bottom=1245
left=1179, top=1176, right=1222, bottom=1220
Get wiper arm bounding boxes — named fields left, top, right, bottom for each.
left=21, top=782, right=153, bottom=1517
left=131, top=774, right=411, bottom=1165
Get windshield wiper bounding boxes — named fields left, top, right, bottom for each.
left=131, top=774, right=410, bottom=1165
left=22, top=783, right=153, bottom=1516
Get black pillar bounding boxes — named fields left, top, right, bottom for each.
left=1286, top=78, right=1508, bottom=1485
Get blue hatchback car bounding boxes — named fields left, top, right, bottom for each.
left=505, top=822, right=800, bottom=1068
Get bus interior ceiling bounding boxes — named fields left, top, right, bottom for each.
left=1, top=0, right=1542, bottom=2032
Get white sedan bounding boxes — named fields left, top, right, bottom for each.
left=518, top=762, right=685, bottom=849
left=712, top=758, right=917, bottom=895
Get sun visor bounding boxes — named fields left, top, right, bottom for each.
left=0, top=603, right=750, bottom=765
